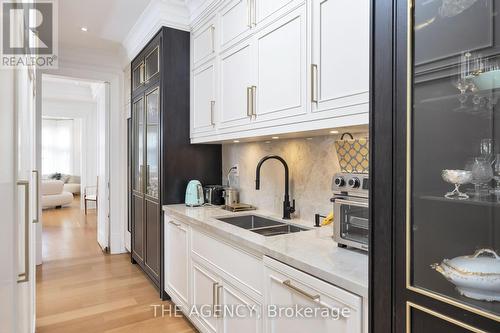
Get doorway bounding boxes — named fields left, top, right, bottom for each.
left=38, top=74, right=110, bottom=263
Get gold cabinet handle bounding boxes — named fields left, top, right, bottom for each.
left=251, top=86, right=257, bottom=117
left=32, top=170, right=39, bottom=223
left=247, top=0, right=252, bottom=28
left=311, top=64, right=318, bottom=103
left=210, top=100, right=216, bottom=126
left=215, top=285, right=223, bottom=317
left=168, top=220, right=182, bottom=228
left=252, top=0, right=256, bottom=26
left=17, top=180, right=30, bottom=283
left=212, top=282, right=219, bottom=315
left=247, top=87, right=253, bottom=117
left=211, top=25, right=215, bottom=53
left=282, top=279, right=320, bottom=301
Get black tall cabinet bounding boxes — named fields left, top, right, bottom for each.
left=130, top=27, right=221, bottom=294
left=372, top=0, right=500, bottom=332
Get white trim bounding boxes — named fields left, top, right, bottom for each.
left=123, top=0, right=190, bottom=61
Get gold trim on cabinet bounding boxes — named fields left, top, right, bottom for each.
left=406, top=302, right=487, bottom=333
left=145, top=46, right=160, bottom=82
left=404, top=0, right=500, bottom=323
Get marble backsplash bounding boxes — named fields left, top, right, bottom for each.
left=222, top=133, right=368, bottom=223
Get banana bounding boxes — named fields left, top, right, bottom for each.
left=321, top=211, right=334, bottom=226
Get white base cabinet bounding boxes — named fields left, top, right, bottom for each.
left=164, top=217, right=190, bottom=310
left=163, top=212, right=364, bottom=333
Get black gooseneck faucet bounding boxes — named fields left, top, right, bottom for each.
left=255, top=155, right=296, bottom=219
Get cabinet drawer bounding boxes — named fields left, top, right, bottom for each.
left=192, top=229, right=263, bottom=296
left=264, top=256, right=362, bottom=333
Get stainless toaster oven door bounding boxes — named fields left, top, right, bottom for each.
left=334, top=198, right=369, bottom=250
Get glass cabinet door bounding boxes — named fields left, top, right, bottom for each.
left=132, top=98, right=144, bottom=193
left=145, top=87, right=159, bottom=199
left=145, top=47, right=159, bottom=82
left=409, top=0, right=500, bottom=320
left=133, top=62, right=144, bottom=90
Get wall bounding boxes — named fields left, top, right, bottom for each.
left=41, top=118, right=82, bottom=176
left=42, top=100, right=98, bottom=195
left=222, top=133, right=368, bottom=222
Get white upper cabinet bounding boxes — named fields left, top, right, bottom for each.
left=193, top=16, right=217, bottom=68
left=192, top=61, right=217, bottom=134
left=254, top=0, right=294, bottom=25
left=219, top=41, right=254, bottom=129
left=254, top=4, right=306, bottom=122
left=219, top=0, right=252, bottom=50
left=311, top=0, right=370, bottom=114
left=190, top=0, right=370, bottom=143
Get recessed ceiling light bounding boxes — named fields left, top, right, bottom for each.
left=233, top=140, right=240, bottom=143
left=306, top=137, right=313, bottom=140
left=330, top=130, right=339, bottom=134
left=265, top=141, right=271, bottom=144
left=272, top=136, right=279, bottom=139
left=81, top=27, right=88, bottom=32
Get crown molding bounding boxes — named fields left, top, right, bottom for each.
left=122, top=0, right=190, bottom=61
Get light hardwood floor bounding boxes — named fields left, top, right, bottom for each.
left=37, top=197, right=197, bottom=333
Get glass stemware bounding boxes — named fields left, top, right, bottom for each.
left=480, top=138, right=494, bottom=162
left=470, top=157, right=493, bottom=197
left=493, top=154, right=500, bottom=196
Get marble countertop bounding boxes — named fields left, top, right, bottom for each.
left=162, top=204, right=368, bottom=298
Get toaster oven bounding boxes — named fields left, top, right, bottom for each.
left=331, top=173, right=369, bottom=251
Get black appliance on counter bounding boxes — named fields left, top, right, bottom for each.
left=129, top=27, right=221, bottom=299
left=203, top=185, right=225, bottom=205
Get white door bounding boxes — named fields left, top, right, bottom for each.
left=96, top=82, right=110, bottom=251
left=191, top=260, right=219, bottom=333
left=0, top=67, right=37, bottom=333
left=165, top=218, right=189, bottom=308
left=264, top=267, right=362, bottom=333
left=254, top=4, right=307, bottom=122
left=192, top=61, right=217, bottom=135
left=219, top=282, right=262, bottom=333
left=311, top=0, right=369, bottom=115
left=219, top=41, right=254, bottom=129
left=219, top=0, right=252, bottom=50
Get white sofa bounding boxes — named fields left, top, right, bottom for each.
left=41, top=180, right=74, bottom=209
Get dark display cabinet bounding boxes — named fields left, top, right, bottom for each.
left=371, top=0, right=500, bottom=332
left=130, top=27, right=221, bottom=296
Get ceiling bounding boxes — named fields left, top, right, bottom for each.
left=42, top=75, right=102, bottom=102
left=58, top=0, right=153, bottom=51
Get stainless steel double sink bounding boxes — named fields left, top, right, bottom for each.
left=216, top=215, right=309, bottom=237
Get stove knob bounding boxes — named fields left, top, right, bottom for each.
left=348, top=177, right=360, bottom=188
left=334, top=176, right=345, bottom=187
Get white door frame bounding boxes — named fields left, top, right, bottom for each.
left=38, top=64, right=127, bottom=255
